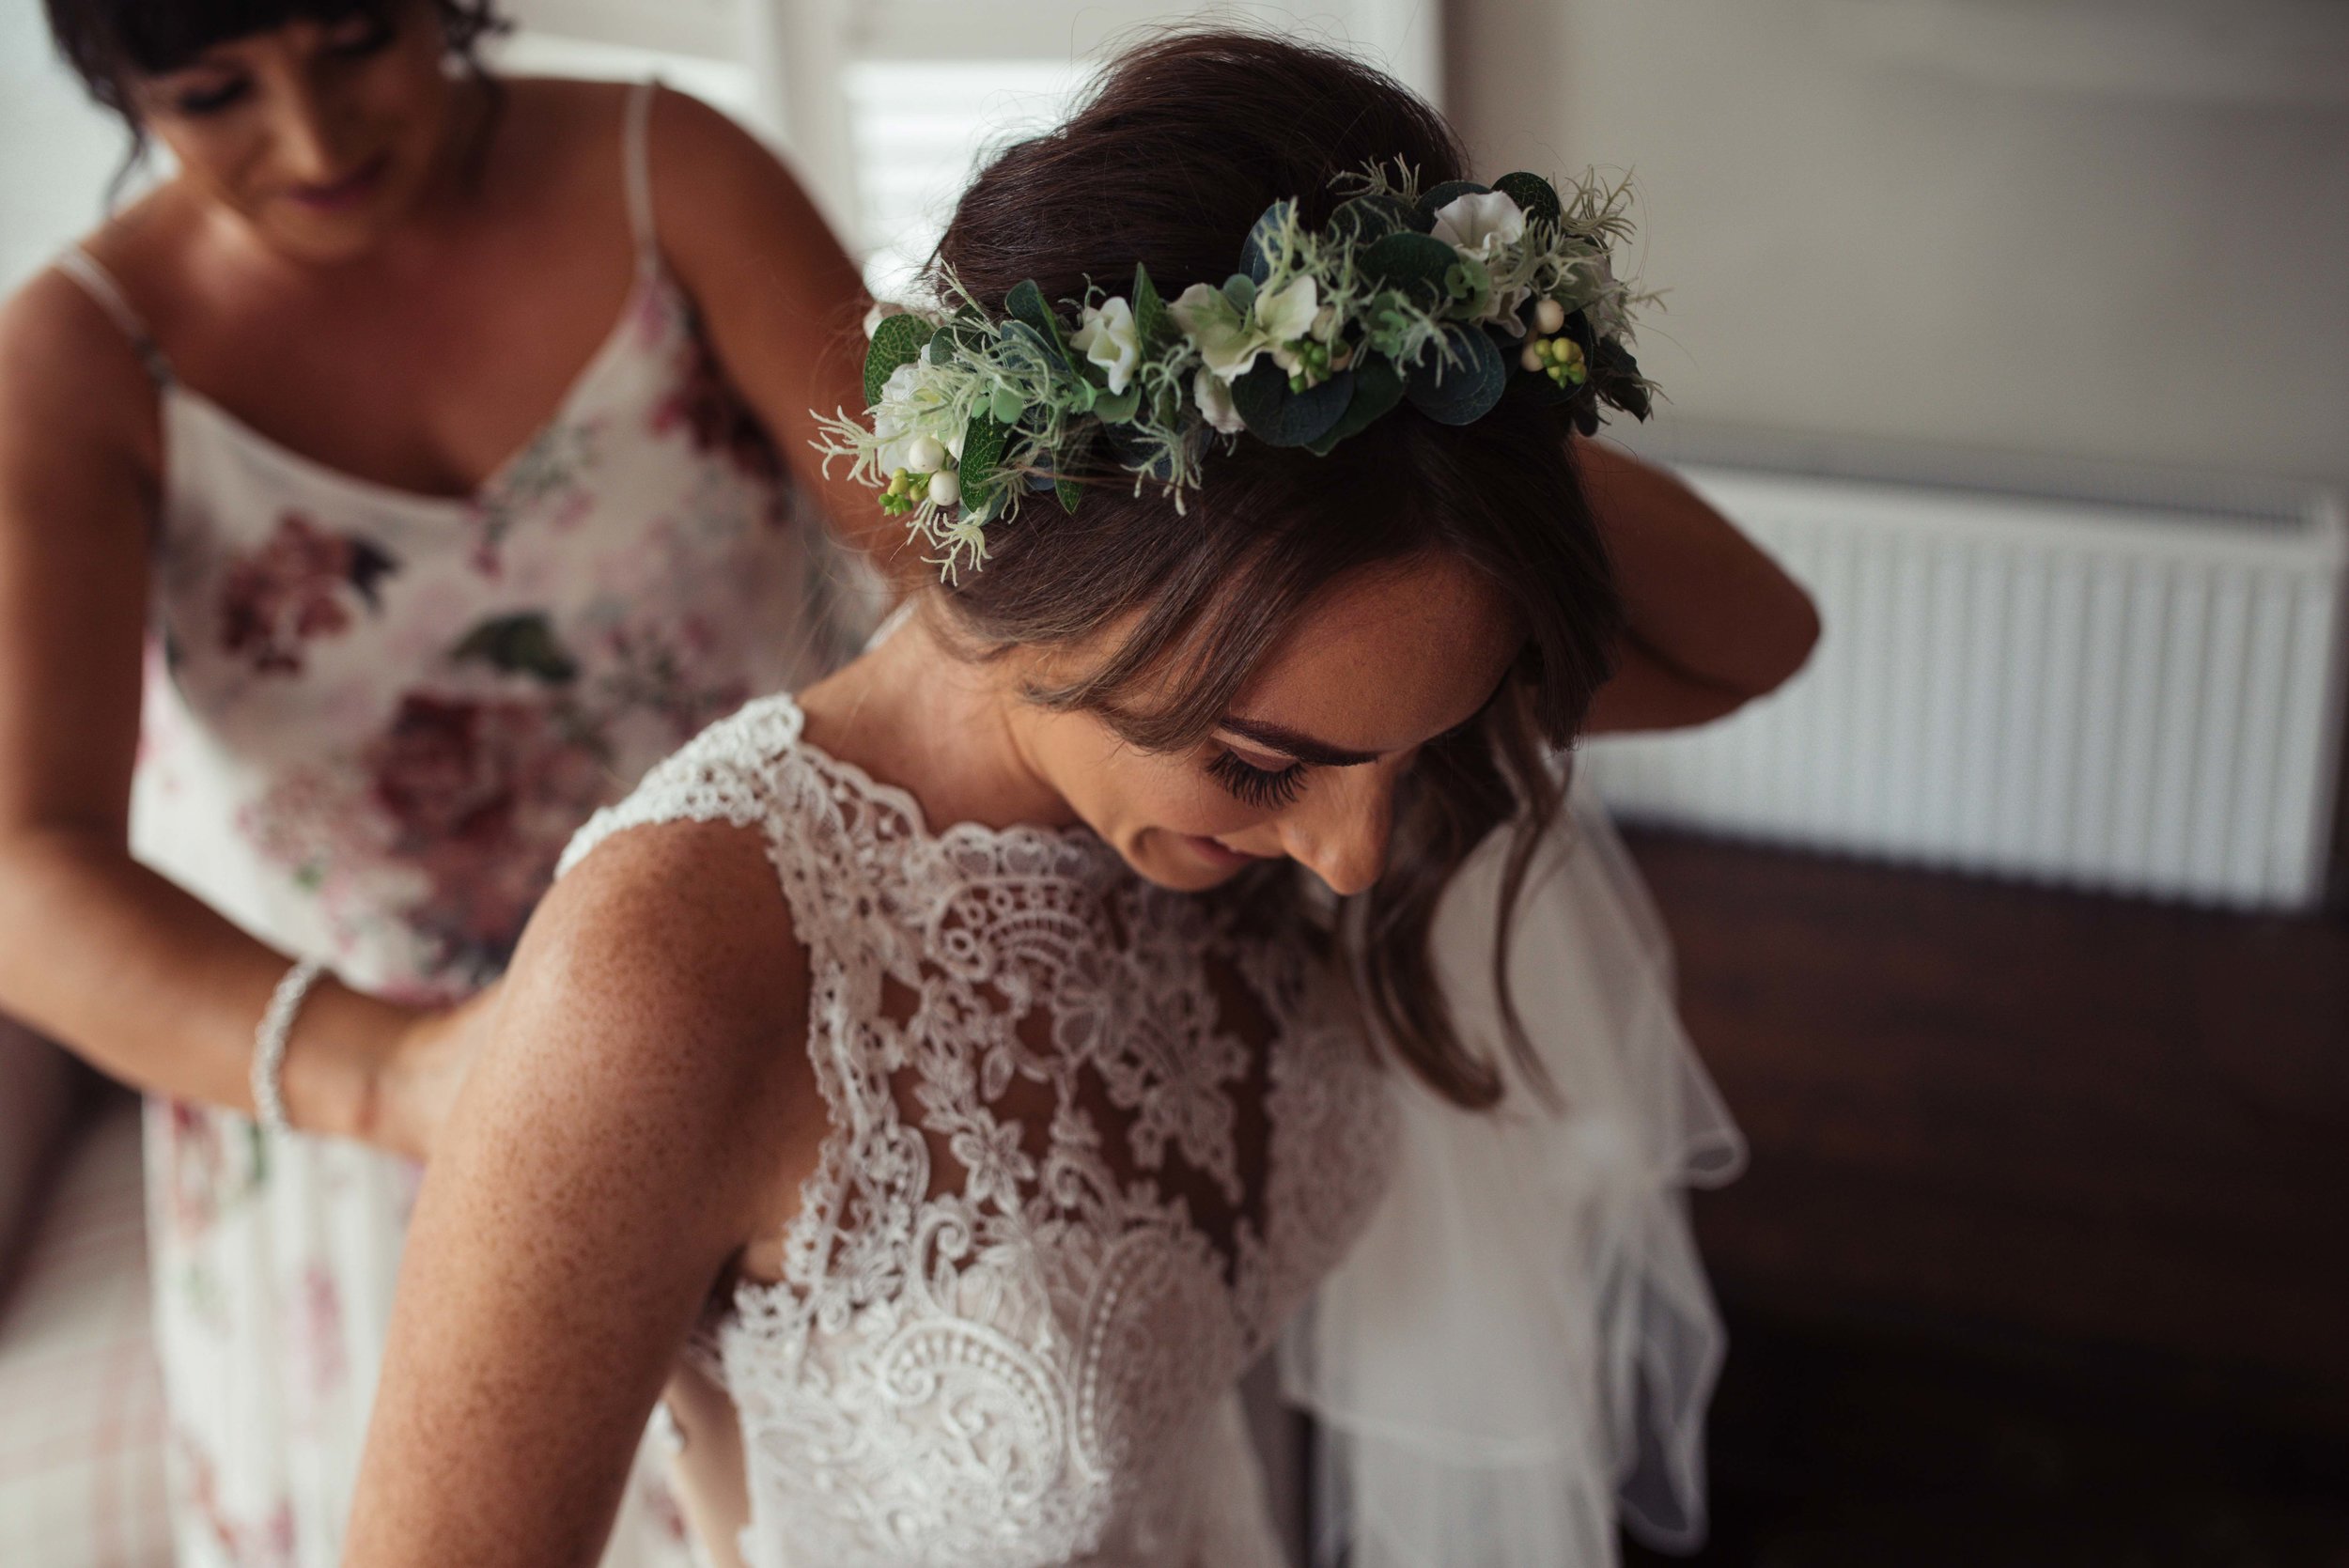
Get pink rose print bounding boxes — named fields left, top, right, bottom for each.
left=366, top=693, right=614, bottom=973
left=218, top=512, right=398, bottom=675
left=652, top=335, right=783, bottom=485
left=176, top=1429, right=298, bottom=1568
left=288, top=1265, right=349, bottom=1431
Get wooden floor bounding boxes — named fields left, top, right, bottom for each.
left=1611, top=828, right=2349, bottom=1563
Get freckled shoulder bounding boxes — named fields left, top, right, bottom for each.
left=500, top=815, right=823, bottom=1234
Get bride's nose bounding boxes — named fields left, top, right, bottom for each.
left=1278, top=763, right=1399, bottom=897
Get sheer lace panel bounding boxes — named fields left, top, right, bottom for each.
left=558, top=695, right=1394, bottom=1568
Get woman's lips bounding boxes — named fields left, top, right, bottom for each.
left=1184, top=833, right=1272, bottom=869
left=287, top=151, right=391, bottom=211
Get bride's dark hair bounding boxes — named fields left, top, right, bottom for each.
left=930, top=31, right=1625, bottom=1109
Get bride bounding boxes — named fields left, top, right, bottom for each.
left=344, top=31, right=1813, bottom=1568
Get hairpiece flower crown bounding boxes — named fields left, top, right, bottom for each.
left=815, top=163, right=1657, bottom=580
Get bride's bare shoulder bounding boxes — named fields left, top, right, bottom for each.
left=483, top=815, right=816, bottom=1208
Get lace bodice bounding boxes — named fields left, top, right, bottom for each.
left=559, top=694, right=1395, bottom=1568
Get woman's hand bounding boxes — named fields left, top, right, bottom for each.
left=367, top=985, right=502, bottom=1163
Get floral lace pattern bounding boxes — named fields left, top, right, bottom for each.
left=561, top=695, right=1396, bottom=1568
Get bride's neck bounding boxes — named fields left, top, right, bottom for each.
left=795, top=608, right=1082, bottom=833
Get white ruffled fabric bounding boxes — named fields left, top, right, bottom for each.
left=1282, top=764, right=1746, bottom=1568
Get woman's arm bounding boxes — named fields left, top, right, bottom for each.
left=0, top=270, right=459, bottom=1156
left=345, top=820, right=814, bottom=1567
left=1575, top=437, right=1822, bottom=735
left=643, top=88, right=916, bottom=586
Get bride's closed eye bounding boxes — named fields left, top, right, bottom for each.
left=1206, top=748, right=1307, bottom=811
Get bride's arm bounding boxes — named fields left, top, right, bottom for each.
left=1575, top=436, right=1822, bottom=735
left=344, top=822, right=814, bottom=1568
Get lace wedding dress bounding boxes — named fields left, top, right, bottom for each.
left=560, top=693, right=1394, bottom=1568
left=558, top=689, right=1742, bottom=1568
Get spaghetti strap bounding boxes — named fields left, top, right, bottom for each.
left=623, top=80, right=659, bottom=272
left=54, top=248, right=171, bottom=384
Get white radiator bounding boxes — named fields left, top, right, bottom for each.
left=1583, top=453, right=2349, bottom=910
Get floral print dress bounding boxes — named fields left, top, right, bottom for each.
left=57, top=82, right=863, bottom=1568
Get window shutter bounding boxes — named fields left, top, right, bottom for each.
left=506, top=0, right=1443, bottom=292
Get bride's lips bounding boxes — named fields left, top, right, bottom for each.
left=287, top=151, right=391, bottom=211
left=1184, top=833, right=1272, bottom=870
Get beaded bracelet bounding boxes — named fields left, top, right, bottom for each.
left=250, top=957, right=328, bottom=1136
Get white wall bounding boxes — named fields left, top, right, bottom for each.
left=1447, top=0, right=2349, bottom=500
left=0, top=5, right=134, bottom=294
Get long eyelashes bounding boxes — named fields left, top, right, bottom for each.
left=1206, top=749, right=1308, bottom=811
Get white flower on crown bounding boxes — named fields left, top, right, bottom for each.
left=1431, top=189, right=1526, bottom=258
left=871, top=359, right=958, bottom=475
left=1193, top=365, right=1245, bottom=433
left=1070, top=295, right=1141, bottom=395
left=1171, top=283, right=1268, bottom=383
left=1433, top=189, right=1537, bottom=335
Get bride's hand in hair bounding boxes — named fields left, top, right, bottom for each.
left=1574, top=437, right=1821, bottom=730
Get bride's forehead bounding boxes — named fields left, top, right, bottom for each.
left=1237, top=556, right=1519, bottom=740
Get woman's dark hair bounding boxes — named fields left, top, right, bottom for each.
left=931, top=31, right=1626, bottom=1110
left=46, top=0, right=506, bottom=179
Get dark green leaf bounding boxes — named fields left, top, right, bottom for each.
left=1328, top=193, right=1420, bottom=246
left=450, top=612, right=578, bottom=685
left=1131, top=263, right=1169, bottom=349
left=863, top=313, right=931, bottom=407
left=1004, top=279, right=1073, bottom=370
left=958, top=410, right=1012, bottom=510
left=1241, top=200, right=1296, bottom=284
left=1593, top=337, right=1652, bottom=420
left=1304, top=360, right=1404, bottom=455
left=1230, top=360, right=1352, bottom=448
left=1404, top=325, right=1508, bottom=426
left=1361, top=231, right=1457, bottom=308
left=1056, top=474, right=1083, bottom=514
left=1221, top=272, right=1257, bottom=315
left=1491, top=171, right=1562, bottom=229
left=1416, top=179, right=1491, bottom=229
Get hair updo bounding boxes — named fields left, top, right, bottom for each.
left=926, top=31, right=1627, bottom=1110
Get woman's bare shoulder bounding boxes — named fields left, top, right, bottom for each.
left=500, top=815, right=817, bottom=1195
left=0, top=264, right=162, bottom=495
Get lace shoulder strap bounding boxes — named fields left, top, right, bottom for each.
left=557, top=693, right=808, bottom=878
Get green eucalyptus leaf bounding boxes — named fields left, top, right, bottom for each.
left=1004, top=279, right=1074, bottom=369
left=1304, top=359, right=1404, bottom=455
left=1241, top=199, right=1296, bottom=285
left=957, top=410, right=1011, bottom=509
left=1230, top=360, right=1352, bottom=448
left=863, top=313, right=931, bottom=407
left=1091, top=384, right=1143, bottom=424
left=989, top=384, right=1027, bottom=425
left=1131, top=263, right=1170, bottom=349
left=1491, top=171, right=1562, bottom=229
left=1404, top=324, right=1507, bottom=427
left=1361, top=230, right=1456, bottom=308
left=1221, top=272, right=1257, bottom=316
left=1415, top=179, right=1491, bottom=229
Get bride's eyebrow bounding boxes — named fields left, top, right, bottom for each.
left=1215, top=717, right=1379, bottom=768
